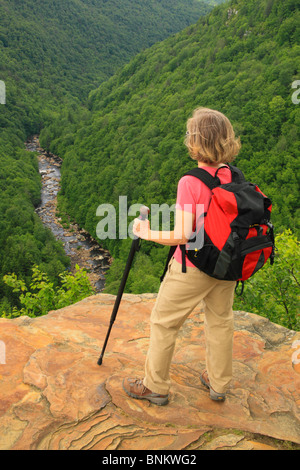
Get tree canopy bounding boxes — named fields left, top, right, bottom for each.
left=37, top=0, right=299, bottom=328
left=0, top=0, right=299, bottom=328
left=0, top=0, right=219, bottom=314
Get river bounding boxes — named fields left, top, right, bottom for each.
left=25, top=135, right=111, bottom=292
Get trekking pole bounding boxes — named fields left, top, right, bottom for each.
left=97, top=205, right=150, bottom=366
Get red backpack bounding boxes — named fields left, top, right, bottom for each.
left=161, top=165, right=275, bottom=289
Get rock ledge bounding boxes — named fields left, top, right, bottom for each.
left=0, top=293, right=299, bottom=450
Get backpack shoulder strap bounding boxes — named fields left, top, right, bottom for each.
left=228, top=164, right=245, bottom=183
left=184, top=165, right=246, bottom=188
left=183, top=167, right=221, bottom=190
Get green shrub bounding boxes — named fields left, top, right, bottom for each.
left=234, top=230, right=300, bottom=330
left=1, top=265, right=95, bottom=318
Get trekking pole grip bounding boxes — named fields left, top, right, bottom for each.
left=133, top=205, right=150, bottom=243
left=138, top=205, right=150, bottom=221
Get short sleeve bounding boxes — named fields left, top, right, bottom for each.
left=175, top=176, right=196, bottom=214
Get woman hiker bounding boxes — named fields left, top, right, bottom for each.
left=122, top=107, right=241, bottom=405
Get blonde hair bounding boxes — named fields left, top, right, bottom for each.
left=184, top=107, right=241, bottom=164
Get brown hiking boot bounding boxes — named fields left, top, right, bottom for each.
left=200, top=370, right=226, bottom=402
left=122, top=378, right=169, bottom=406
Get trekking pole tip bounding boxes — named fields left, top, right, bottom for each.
left=97, top=356, right=103, bottom=366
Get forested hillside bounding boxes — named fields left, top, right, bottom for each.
left=0, top=0, right=222, bottom=101
left=39, top=0, right=300, bottom=328
left=0, top=0, right=219, bottom=314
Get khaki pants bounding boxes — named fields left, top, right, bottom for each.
left=143, top=258, right=236, bottom=395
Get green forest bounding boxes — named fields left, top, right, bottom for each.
left=0, top=0, right=218, bottom=315
left=39, top=0, right=299, bottom=328
left=1, top=0, right=299, bottom=329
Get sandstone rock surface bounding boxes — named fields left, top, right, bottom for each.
left=0, top=293, right=299, bottom=450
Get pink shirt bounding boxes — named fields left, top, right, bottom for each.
left=174, top=166, right=232, bottom=267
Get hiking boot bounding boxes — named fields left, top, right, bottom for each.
left=122, top=378, right=169, bottom=406
left=200, top=370, right=226, bottom=402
